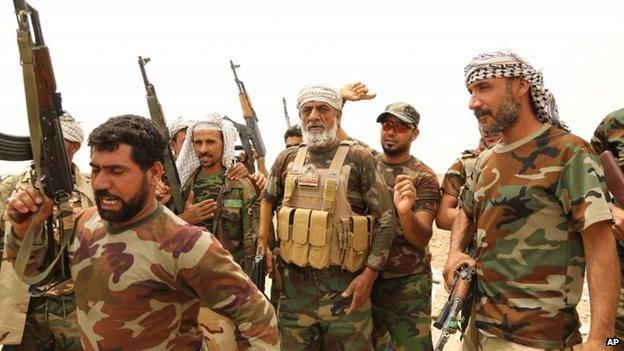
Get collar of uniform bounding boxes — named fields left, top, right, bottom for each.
left=105, top=203, right=163, bottom=234
left=195, top=167, right=226, bottom=185
left=493, top=123, right=551, bottom=154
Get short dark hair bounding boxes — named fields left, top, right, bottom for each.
left=88, top=115, right=166, bottom=170
left=283, top=125, right=302, bottom=142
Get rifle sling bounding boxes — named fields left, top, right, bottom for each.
left=16, top=27, right=42, bottom=178
left=212, top=182, right=229, bottom=234
left=14, top=204, right=73, bottom=286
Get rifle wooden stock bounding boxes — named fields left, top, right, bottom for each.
left=600, top=150, right=624, bottom=205
left=32, top=48, right=56, bottom=112
left=239, top=93, right=254, bottom=119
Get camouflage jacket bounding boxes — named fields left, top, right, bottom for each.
left=376, top=155, right=440, bottom=279
left=5, top=205, right=278, bottom=350
left=264, top=141, right=396, bottom=271
left=0, top=164, right=94, bottom=345
left=590, top=107, right=624, bottom=276
left=182, top=168, right=259, bottom=265
left=462, top=124, right=613, bottom=348
left=441, top=149, right=479, bottom=199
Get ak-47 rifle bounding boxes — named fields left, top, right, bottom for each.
left=599, top=150, right=624, bottom=205
left=228, top=60, right=266, bottom=172
left=7, top=0, right=75, bottom=289
left=433, top=265, right=476, bottom=351
left=138, top=57, right=185, bottom=213
left=282, top=97, right=291, bottom=128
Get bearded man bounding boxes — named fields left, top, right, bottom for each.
left=371, top=103, right=440, bottom=351
left=4, top=115, right=277, bottom=350
left=257, top=84, right=396, bottom=350
left=443, top=50, right=618, bottom=351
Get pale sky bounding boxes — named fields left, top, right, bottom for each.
left=1, top=0, right=623, bottom=176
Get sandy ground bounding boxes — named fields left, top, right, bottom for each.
left=428, top=225, right=591, bottom=349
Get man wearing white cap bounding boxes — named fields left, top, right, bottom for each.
left=258, top=84, right=396, bottom=350
left=175, top=113, right=263, bottom=349
left=0, top=111, right=95, bottom=350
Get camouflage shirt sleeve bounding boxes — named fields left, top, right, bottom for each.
left=262, top=147, right=298, bottom=208
left=441, top=157, right=466, bottom=198
left=414, top=169, right=441, bottom=215
left=556, top=142, right=613, bottom=232
left=351, top=147, right=397, bottom=271
left=590, top=109, right=624, bottom=166
left=179, top=230, right=278, bottom=349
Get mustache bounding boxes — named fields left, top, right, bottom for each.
left=95, top=190, right=122, bottom=201
left=474, top=108, right=492, bottom=119
left=198, top=152, right=214, bottom=158
left=306, top=122, right=325, bottom=129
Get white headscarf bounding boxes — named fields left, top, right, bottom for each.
left=168, top=116, right=192, bottom=140
left=296, top=84, right=343, bottom=111
left=59, top=111, right=84, bottom=144
left=464, top=49, right=569, bottom=131
left=175, top=113, right=238, bottom=187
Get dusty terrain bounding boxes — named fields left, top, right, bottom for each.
left=428, top=225, right=591, bottom=348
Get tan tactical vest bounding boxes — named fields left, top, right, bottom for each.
left=277, top=141, right=373, bottom=272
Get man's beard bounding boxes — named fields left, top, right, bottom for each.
left=382, top=139, right=410, bottom=156
left=474, top=87, right=521, bottom=135
left=95, top=174, right=150, bottom=223
left=302, top=121, right=338, bottom=148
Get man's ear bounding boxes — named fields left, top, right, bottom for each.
left=515, top=78, right=531, bottom=98
left=148, top=162, right=164, bottom=185
left=335, top=110, right=342, bottom=124
left=411, top=128, right=420, bottom=142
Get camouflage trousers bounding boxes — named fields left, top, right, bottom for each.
left=278, top=264, right=373, bottom=350
left=371, top=273, right=432, bottom=351
left=4, top=292, right=82, bottom=351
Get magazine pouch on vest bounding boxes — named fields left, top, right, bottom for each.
left=277, top=141, right=372, bottom=272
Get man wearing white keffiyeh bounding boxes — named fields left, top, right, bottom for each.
left=174, top=112, right=262, bottom=350
left=463, top=49, right=568, bottom=132
left=443, top=50, right=618, bottom=350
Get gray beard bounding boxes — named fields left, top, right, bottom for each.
left=302, top=123, right=338, bottom=148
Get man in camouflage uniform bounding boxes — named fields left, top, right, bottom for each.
left=175, top=113, right=259, bottom=268
left=436, top=125, right=501, bottom=230
left=0, top=113, right=94, bottom=350
left=5, top=115, right=277, bottom=350
left=444, top=50, right=618, bottom=350
left=258, top=84, right=396, bottom=350
left=372, top=103, right=440, bottom=351
left=590, top=107, right=624, bottom=349
left=174, top=113, right=262, bottom=350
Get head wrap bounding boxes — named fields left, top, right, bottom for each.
left=168, top=116, right=192, bottom=140
left=464, top=49, right=569, bottom=131
left=175, top=113, right=238, bottom=187
left=296, top=84, right=343, bottom=112
left=59, top=111, right=84, bottom=144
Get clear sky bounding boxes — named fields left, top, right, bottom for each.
left=1, top=0, right=623, bottom=176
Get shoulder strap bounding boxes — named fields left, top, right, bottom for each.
left=290, top=144, right=308, bottom=174
left=328, top=142, right=353, bottom=175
